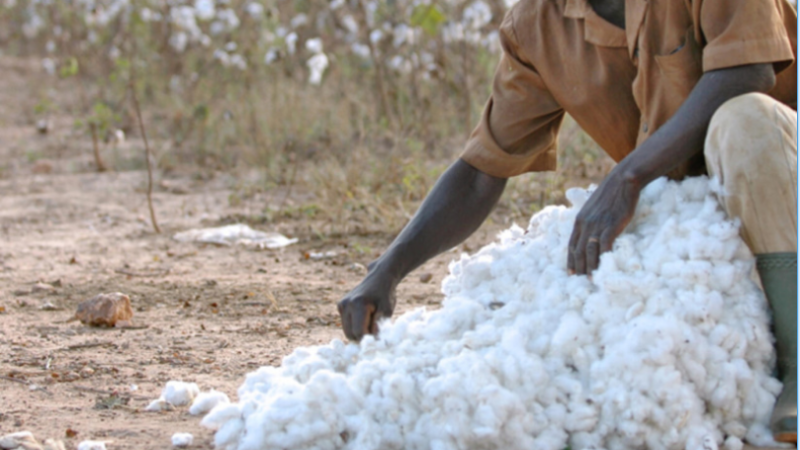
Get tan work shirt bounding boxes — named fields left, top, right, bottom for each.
left=461, top=0, right=797, bottom=179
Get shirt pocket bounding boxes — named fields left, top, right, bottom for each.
left=654, top=26, right=703, bottom=99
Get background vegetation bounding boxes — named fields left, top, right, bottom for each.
left=0, top=0, right=612, bottom=238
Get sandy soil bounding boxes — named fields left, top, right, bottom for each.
left=0, top=56, right=503, bottom=449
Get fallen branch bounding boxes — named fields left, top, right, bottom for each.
left=63, top=341, right=115, bottom=351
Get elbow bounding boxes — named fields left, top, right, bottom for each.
left=750, top=63, right=777, bottom=93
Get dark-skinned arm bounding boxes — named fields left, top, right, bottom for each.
left=337, top=159, right=507, bottom=341
left=568, top=62, right=777, bottom=275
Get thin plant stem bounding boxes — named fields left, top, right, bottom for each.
left=129, top=77, right=161, bottom=234
left=89, top=123, right=107, bottom=172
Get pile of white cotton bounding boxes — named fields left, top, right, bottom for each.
left=202, top=177, right=783, bottom=450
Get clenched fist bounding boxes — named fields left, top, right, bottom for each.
left=337, top=273, right=397, bottom=342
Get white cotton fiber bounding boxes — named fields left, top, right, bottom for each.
left=77, top=441, right=107, bottom=450
left=162, top=380, right=200, bottom=406
left=144, top=397, right=174, bottom=412
left=172, top=433, right=194, bottom=447
left=204, top=177, right=784, bottom=450
left=190, top=390, right=231, bottom=415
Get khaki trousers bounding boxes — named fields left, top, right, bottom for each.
left=704, top=93, right=798, bottom=254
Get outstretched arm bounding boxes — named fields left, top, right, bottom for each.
left=568, top=63, right=777, bottom=275
left=338, top=159, right=507, bottom=341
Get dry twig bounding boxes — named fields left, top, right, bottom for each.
left=128, top=62, right=161, bottom=234
left=0, top=375, right=29, bottom=385
left=63, top=341, right=115, bottom=351
left=89, top=123, right=108, bottom=172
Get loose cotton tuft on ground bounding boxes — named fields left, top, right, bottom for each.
left=172, top=433, right=194, bottom=448
left=202, top=177, right=783, bottom=450
left=190, top=390, right=231, bottom=416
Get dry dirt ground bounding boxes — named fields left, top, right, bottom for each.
left=0, top=57, right=789, bottom=450
left=0, top=57, right=505, bottom=449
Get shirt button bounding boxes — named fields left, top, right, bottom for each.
left=642, top=122, right=648, bottom=133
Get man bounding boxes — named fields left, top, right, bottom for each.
left=337, top=0, right=798, bottom=443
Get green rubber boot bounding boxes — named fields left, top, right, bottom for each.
left=757, top=252, right=797, bottom=444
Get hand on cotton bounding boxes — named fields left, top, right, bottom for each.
left=337, top=273, right=396, bottom=342
left=568, top=171, right=641, bottom=275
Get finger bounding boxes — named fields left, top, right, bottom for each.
left=369, top=309, right=381, bottom=335
left=574, top=233, right=588, bottom=275
left=349, top=305, right=368, bottom=342
left=350, top=304, right=375, bottom=341
left=363, top=302, right=377, bottom=337
left=599, top=228, right=615, bottom=255
left=586, top=237, right=601, bottom=274
left=341, top=305, right=354, bottom=341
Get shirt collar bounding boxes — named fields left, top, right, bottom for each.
left=564, top=0, right=628, bottom=48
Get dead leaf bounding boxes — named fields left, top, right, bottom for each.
left=64, top=429, right=77, bottom=439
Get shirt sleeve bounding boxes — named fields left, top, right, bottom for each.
left=696, top=0, right=795, bottom=73
left=460, top=8, right=564, bottom=178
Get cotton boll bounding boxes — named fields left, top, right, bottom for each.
left=172, top=432, right=193, bottom=447
left=305, top=37, right=323, bottom=54
left=162, top=381, right=200, bottom=406
left=307, top=53, right=328, bottom=85
left=190, top=390, right=230, bottom=415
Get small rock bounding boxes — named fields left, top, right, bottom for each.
left=419, top=273, right=433, bottom=283
left=42, top=440, right=65, bottom=450
left=171, top=433, right=193, bottom=448
left=32, top=283, right=55, bottom=294
left=35, top=119, right=49, bottom=135
left=80, top=367, right=94, bottom=377
left=73, top=292, right=133, bottom=327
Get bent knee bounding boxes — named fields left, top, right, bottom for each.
left=705, top=93, right=787, bottom=167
